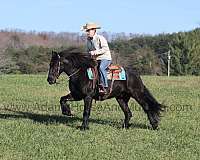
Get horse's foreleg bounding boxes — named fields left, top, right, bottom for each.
left=60, top=93, right=74, bottom=116
left=116, top=97, right=132, bottom=129
left=80, top=96, right=93, bottom=130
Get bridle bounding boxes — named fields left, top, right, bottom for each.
left=56, top=55, right=81, bottom=80
left=56, top=55, right=61, bottom=79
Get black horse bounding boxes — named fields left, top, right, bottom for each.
left=47, top=48, right=164, bottom=130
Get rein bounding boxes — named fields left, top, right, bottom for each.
left=56, top=68, right=81, bottom=85
left=56, top=55, right=81, bottom=83
left=68, top=68, right=81, bottom=79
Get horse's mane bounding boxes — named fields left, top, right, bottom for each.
left=59, top=47, right=97, bottom=69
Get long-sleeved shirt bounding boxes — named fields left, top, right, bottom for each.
left=87, top=34, right=112, bottom=61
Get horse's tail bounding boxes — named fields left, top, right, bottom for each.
left=126, top=67, right=166, bottom=129
left=138, top=86, right=166, bottom=129
left=143, top=86, right=165, bottom=116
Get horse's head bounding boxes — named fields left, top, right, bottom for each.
left=47, top=48, right=97, bottom=84
left=47, top=51, right=63, bottom=85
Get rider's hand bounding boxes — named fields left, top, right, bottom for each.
left=90, top=51, right=97, bottom=56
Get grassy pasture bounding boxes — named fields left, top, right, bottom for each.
left=0, top=74, right=200, bottom=160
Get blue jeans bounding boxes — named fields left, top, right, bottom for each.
left=99, top=59, right=111, bottom=88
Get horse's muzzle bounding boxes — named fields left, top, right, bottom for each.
left=47, top=77, right=56, bottom=85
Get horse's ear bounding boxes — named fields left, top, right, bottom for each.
left=52, top=51, right=58, bottom=57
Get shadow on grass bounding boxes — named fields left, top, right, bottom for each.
left=0, top=109, right=149, bottom=130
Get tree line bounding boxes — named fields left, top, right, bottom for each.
left=110, top=28, right=200, bottom=75
left=0, top=28, right=200, bottom=75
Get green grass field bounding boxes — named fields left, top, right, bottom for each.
left=0, top=75, right=200, bottom=160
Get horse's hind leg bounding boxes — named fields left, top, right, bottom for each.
left=60, top=93, right=74, bottom=116
left=116, top=96, right=132, bottom=129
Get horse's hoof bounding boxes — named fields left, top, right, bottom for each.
left=151, top=124, right=159, bottom=130
left=70, top=111, right=75, bottom=116
left=62, top=111, right=74, bottom=117
left=122, top=123, right=130, bottom=129
left=79, top=125, right=89, bottom=131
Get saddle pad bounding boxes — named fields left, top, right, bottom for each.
left=87, top=67, right=126, bottom=80
left=87, top=68, right=95, bottom=79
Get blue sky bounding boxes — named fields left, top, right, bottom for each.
left=0, top=0, right=200, bottom=34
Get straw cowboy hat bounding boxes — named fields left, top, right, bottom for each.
left=81, top=22, right=101, bottom=31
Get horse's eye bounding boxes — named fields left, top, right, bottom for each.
left=63, top=58, right=69, bottom=64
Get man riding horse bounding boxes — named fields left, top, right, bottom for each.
left=82, top=22, right=112, bottom=94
